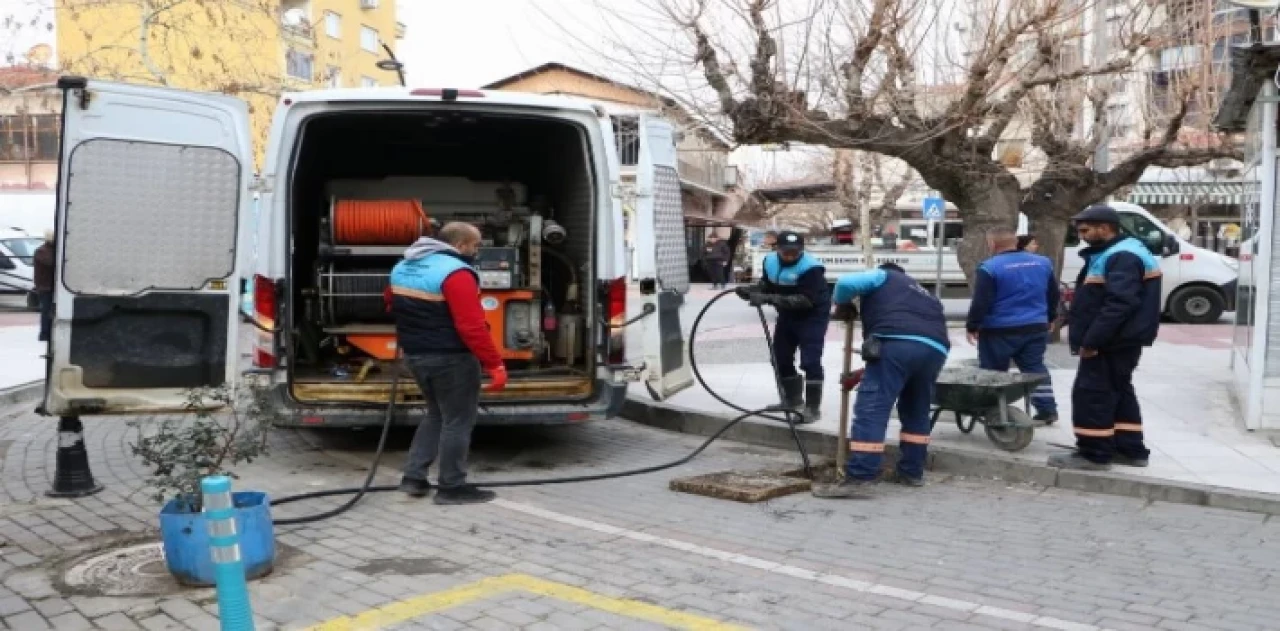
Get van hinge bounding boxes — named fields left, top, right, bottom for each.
left=250, top=175, right=274, bottom=194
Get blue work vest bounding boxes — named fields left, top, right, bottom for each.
left=1085, top=237, right=1161, bottom=283
left=860, top=270, right=950, bottom=351
left=978, top=251, right=1056, bottom=329
left=763, top=252, right=821, bottom=288
left=389, top=252, right=479, bottom=356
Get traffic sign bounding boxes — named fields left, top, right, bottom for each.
left=923, top=197, right=945, bottom=220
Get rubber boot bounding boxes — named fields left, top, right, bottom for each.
left=768, top=375, right=805, bottom=416
left=803, top=381, right=823, bottom=424
left=47, top=416, right=104, bottom=498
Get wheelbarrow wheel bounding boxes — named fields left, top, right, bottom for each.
left=955, top=412, right=976, bottom=434
left=983, top=406, right=1035, bottom=452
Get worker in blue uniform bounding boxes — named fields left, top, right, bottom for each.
left=736, top=231, right=831, bottom=423
left=965, top=226, right=1061, bottom=424
left=1050, top=205, right=1161, bottom=471
left=813, top=263, right=950, bottom=498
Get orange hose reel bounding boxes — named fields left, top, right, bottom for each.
left=332, top=199, right=431, bottom=246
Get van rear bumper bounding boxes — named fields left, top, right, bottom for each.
left=267, top=381, right=628, bottom=428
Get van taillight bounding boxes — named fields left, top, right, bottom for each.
left=253, top=275, right=277, bottom=368
left=607, top=277, right=626, bottom=364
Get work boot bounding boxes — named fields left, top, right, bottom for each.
left=768, top=376, right=805, bottom=413
left=812, top=478, right=878, bottom=499
left=1033, top=411, right=1059, bottom=425
left=434, top=485, right=497, bottom=505
left=398, top=477, right=431, bottom=498
left=803, top=381, right=823, bottom=424
left=1046, top=452, right=1111, bottom=471
left=1112, top=453, right=1150, bottom=468
left=884, top=471, right=925, bottom=487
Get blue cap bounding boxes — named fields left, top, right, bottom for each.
left=1072, top=204, right=1120, bottom=225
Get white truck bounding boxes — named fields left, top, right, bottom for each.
left=750, top=201, right=1238, bottom=324
left=0, top=227, right=44, bottom=310
left=40, top=78, right=697, bottom=423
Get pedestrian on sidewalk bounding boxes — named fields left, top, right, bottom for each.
left=813, top=262, right=950, bottom=498
left=703, top=233, right=730, bottom=289
left=387, top=222, right=508, bottom=504
left=965, top=227, right=1060, bottom=424
left=33, top=230, right=55, bottom=343
left=736, top=231, right=831, bottom=423
left=1050, top=205, right=1161, bottom=471
left=1016, top=234, right=1040, bottom=253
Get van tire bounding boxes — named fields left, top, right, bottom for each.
left=1168, top=286, right=1225, bottom=324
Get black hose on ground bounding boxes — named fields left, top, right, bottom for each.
left=270, top=288, right=814, bottom=526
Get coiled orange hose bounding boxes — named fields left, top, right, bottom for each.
left=332, top=199, right=431, bottom=246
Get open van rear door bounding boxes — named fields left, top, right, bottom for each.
left=632, top=114, right=694, bottom=401
left=44, top=78, right=251, bottom=416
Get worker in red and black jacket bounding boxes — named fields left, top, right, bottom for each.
left=386, top=222, right=506, bottom=505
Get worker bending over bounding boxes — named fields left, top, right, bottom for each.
left=1051, top=205, right=1161, bottom=471
left=736, top=231, right=831, bottom=423
left=387, top=222, right=508, bottom=505
left=965, top=226, right=1060, bottom=423
left=814, top=263, right=949, bottom=498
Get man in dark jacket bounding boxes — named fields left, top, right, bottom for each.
left=703, top=233, right=730, bottom=289
left=966, top=226, right=1060, bottom=423
left=389, top=222, right=508, bottom=504
left=736, top=231, right=831, bottom=422
left=33, top=231, right=55, bottom=343
left=813, top=263, right=950, bottom=498
left=1050, top=205, right=1161, bottom=471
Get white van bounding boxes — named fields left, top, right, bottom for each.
left=41, top=78, right=695, bottom=422
left=0, top=228, right=43, bottom=309
left=1056, top=201, right=1238, bottom=324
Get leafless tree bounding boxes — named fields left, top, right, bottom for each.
left=586, top=0, right=1241, bottom=279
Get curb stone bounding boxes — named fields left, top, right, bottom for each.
left=0, top=380, right=41, bottom=408
left=621, top=395, right=1280, bottom=516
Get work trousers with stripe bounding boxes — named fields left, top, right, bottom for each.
left=977, top=330, right=1057, bottom=416
left=847, top=339, right=947, bottom=481
left=1071, top=347, right=1149, bottom=463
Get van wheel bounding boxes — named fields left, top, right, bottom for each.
left=1169, top=286, right=1225, bottom=324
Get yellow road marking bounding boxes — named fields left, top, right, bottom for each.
left=305, top=573, right=750, bottom=631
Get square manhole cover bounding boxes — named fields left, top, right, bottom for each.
left=670, top=470, right=811, bottom=503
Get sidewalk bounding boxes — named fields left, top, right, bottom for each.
left=0, top=311, right=42, bottom=392
left=633, top=323, right=1280, bottom=496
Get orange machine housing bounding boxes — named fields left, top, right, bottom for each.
left=345, top=289, right=535, bottom=362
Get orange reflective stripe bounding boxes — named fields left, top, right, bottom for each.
left=1143, top=271, right=1162, bottom=280
left=392, top=286, right=445, bottom=302
left=1084, top=275, right=1105, bottom=285
left=900, top=433, right=930, bottom=445
left=849, top=441, right=885, bottom=453
left=1114, top=422, right=1143, bottom=432
left=1074, top=427, right=1115, bottom=438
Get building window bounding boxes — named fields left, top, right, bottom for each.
left=286, top=49, right=314, bottom=80
left=0, top=115, right=59, bottom=162
left=325, top=11, right=341, bottom=38
left=326, top=66, right=341, bottom=88
left=360, top=26, right=379, bottom=52
left=361, top=76, right=378, bottom=88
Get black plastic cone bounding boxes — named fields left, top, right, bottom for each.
left=47, top=416, right=103, bottom=498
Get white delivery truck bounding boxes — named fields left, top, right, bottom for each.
left=0, top=228, right=44, bottom=310
left=750, top=201, right=1237, bottom=324
left=41, top=78, right=695, bottom=424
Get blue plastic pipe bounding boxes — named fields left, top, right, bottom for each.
left=202, top=475, right=255, bottom=631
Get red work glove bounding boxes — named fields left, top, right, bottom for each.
left=383, top=286, right=394, bottom=314
left=484, top=365, right=508, bottom=392
left=841, top=368, right=865, bottom=392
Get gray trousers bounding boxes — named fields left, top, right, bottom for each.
left=403, top=353, right=482, bottom=489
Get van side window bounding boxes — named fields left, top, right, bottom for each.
left=1118, top=213, right=1165, bottom=254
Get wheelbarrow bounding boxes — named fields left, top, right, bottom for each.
left=930, top=367, right=1049, bottom=452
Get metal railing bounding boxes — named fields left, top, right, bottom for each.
left=678, top=154, right=726, bottom=191
left=615, top=126, right=640, bottom=166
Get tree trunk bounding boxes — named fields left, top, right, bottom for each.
left=952, top=182, right=1022, bottom=285
left=1036, top=219, right=1070, bottom=344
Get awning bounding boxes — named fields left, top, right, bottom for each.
left=1127, top=181, right=1259, bottom=206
